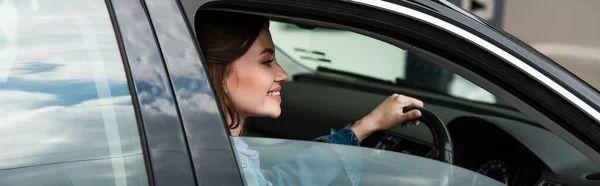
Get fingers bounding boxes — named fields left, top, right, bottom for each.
left=395, top=109, right=421, bottom=126
left=405, top=109, right=421, bottom=120
left=401, top=120, right=420, bottom=127
left=390, top=93, right=423, bottom=126
left=407, top=97, right=424, bottom=108
left=390, top=93, right=424, bottom=108
left=403, top=105, right=422, bottom=127
left=383, top=93, right=424, bottom=128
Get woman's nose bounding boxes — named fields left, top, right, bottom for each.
left=275, top=63, right=289, bottom=83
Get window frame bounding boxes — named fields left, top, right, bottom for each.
left=140, top=0, right=246, bottom=185
left=106, top=0, right=199, bottom=185
left=104, top=0, right=154, bottom=185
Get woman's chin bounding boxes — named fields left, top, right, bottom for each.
left=268, top=112, right=281, bottom=118
left=266, top=109, right=282, bottom=118
left=247, top=109, right=281, bottom=118
left=247, top=104, right=281, bottom=118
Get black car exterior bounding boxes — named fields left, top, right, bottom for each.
left=1, top=0, right=600, bottom=185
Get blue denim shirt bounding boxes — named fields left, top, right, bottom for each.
left=233, top=127, right=363, bottom=186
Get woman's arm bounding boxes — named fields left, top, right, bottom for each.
left=318, top=94, right=424, bottom=144
left=350, top=94, right=424, bottom=141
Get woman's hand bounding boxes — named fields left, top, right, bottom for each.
left=350, top=94, right=424, bottom=142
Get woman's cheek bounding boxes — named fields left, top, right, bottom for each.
left=238, top=70, right=266, bottom=101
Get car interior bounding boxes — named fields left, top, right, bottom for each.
left=195, top=10, right=600, bottom=186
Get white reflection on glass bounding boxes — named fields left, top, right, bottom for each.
left=144, top=0, right=219, bottom=114
left=242, top=137, right=505, bottom=186
left=144, top=0, right=226, bottom=151
left=0, top=0, right=19, bottom=82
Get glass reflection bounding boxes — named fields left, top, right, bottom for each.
left=242, top=137, right=505, bottom=186
left=0, top=0, right=147, bottom=185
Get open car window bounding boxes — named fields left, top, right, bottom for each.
left=241, top=19, right=599, bottom=186
left=270, top=21, right=502, bottom=105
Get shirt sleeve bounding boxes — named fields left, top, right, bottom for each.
left=314, top=127, right=360, bottom=146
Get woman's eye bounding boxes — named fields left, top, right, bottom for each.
left=262, top=59, right=274, bottom=67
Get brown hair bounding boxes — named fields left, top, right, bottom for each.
left=195, top=11, right=268, bottom=130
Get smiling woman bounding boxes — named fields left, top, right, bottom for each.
left=195, top=10, right=428, bottom=186
left=0, top=0, right=148, bottom=185
left=196, top=11, right=284, bottom=134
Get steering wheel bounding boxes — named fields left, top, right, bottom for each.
left=405, top=106, right=453, bottom=164
left=364, top=106, right=453, bottom=164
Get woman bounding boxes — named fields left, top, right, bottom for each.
left=196, top=11, right=424, bottom=186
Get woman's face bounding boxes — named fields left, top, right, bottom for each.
left=225, top=26, right=289, bottom=118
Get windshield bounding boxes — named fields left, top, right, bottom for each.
left=270, top=21, right=506, bottom=105
left=238, top=137, right=504, bottom=186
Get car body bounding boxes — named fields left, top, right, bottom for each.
left=1, top=0, right=600, bottom=186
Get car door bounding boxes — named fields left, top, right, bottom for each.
left=166, top=0, right=600, bottom=185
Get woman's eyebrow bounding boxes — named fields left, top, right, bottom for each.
left=261, top=48, right=274, bottom=55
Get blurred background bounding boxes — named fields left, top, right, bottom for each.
left=453, top=0, right=600, bottom=91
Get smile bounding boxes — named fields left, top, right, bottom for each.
left=267, top=91, right=280, bottom=96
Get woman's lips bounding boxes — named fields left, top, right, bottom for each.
left=267, top=89, right=281, bottom=102
left=268, top=86, right=281, bottom=92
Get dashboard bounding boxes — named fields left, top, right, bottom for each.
left=448, top=117, right=544, bottom=186
left=361, top=119, right=545, bottom=186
